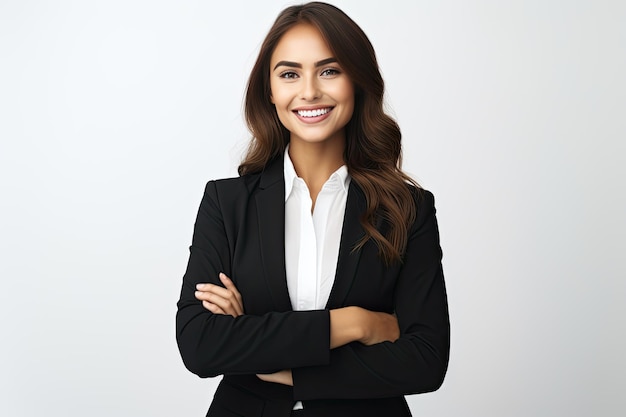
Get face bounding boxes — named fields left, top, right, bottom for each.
left=269, top=23, right=354, bottom=147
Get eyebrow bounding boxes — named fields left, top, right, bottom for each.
left=273, top=57, right=338, bottom=71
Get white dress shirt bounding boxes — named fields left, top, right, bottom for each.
left=283, top=147, right=350, bottom=409
left=284, top=147, right=350, bottom=311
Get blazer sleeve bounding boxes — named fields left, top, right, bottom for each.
left=292, top=190, right=450, bottom=400
left=176, top=181, right=331, bottom=378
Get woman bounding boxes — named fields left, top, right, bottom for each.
left=176, top=2, right=449, bottom=416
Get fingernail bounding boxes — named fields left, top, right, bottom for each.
left=196, top=284, right=204, bottom=290
left=219, top=273, right=227, bottom=280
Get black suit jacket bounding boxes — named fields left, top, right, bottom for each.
left=176, top=158, right=450, bottom=417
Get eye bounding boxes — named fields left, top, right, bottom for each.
left=321, top=68, right=340, bottom=77
left=279, top=71, right=299, bottom=79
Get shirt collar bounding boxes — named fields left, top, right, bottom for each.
left=284, top=145, right=299, bottom=202
left=283, top=144, right=351, bottom=202
left=329, top=165, right=350, bottom=193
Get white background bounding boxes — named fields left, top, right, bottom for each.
left=1, top=1, right=624, bottom=416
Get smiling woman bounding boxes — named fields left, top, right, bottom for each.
left=175, top=2, right=449, bottom=416
left=270, top=24, right=354, bottom=150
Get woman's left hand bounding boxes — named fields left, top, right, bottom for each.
left=256, top=369, right=293, bottom=386
left=195, top=273, right=244, bottom=317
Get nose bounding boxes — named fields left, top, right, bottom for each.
left=300, top=75, right=320, bottom=101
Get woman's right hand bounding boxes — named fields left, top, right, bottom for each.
left=358, top=308, right=400, bottom=346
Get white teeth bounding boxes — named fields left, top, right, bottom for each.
left=297, top=108, right=331, bottom=117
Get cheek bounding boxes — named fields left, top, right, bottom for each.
left=336, top=81, right=355, bottom=107
left=269, top=79, right=292, bottom=107
left=338, top=83, right=355, bottom=118
left=268, top=89, right=292, bottom=126
left=269, top=91, right=290, bottom=111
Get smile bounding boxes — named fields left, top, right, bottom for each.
left=295, top=107, right=333, bottom=118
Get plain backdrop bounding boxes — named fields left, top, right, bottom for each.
left=1, top=1, right=624, bottom=416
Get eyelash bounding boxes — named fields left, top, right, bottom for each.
left=278, top=68, right=341, bottom=79
left=321, top=68, right=340, bottom=76
left=279, top=71, right=299, bottom=79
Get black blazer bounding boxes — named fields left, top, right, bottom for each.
left=176, top=158, right=450, bottom=417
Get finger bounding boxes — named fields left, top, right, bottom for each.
left=256, top=372, right=278, bottom=383
left=204, top=286, right=244, bottom=316
left=196, top=284, right=243, bottom=315
left=216, top=274, right=244, bottom=315
left=195, top=290, right=217, bottom=301
left=219, top=273, right=244, bottom=310
left=196, top=281, right=244, bottom=316
left=200, top=292, right=241, bottom=317
left=200, top=283, right=236, bottom=300
left=218, top=273, right=237, bottom=292
left=196, top=290, right=239, bottom=315
left=210, top=272, right=244, bottom=315
left=256, top=370, right=292, bottom=386
left=199, top=277, right=241, bottom=306
left=202, top=300, right=226, bottom=316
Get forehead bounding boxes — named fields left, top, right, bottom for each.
left=270, top=23, right=333, bottom=65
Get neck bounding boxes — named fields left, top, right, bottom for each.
left=288, top=138, right=345, bottom=207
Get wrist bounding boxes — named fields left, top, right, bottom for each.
left=352, top=306, right=369, bottom=343
left=345, top=306, right=368, bottom=344
left=329, top=306, right=366, bottom=348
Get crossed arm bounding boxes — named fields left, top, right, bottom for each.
left=194, top=272, right=400, bottom=386
left=179, top=182, right=448, bottom=398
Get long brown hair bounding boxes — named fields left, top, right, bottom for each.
left=239, top=2, right=420, bottom=264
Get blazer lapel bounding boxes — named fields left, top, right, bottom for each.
left=325, top=181, right=366, bottom=309
left=255, top=160, right=367, bottom=311
left=255, top=159, right=293, bottom=312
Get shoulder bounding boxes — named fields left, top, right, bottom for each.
left=211, top=173, right=260, bottom=193
left=202, top=157, right=282, bottom=205
left=404, top=183, right=435, bottom=209
left=202, top=172, right=262, bottom=206
left=407, top=184, right=437, bottom=229
left=413, top=186, right=435, bottom=209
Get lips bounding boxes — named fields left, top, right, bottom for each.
left=292, top=107, right=334, bottom=123
left=295, top=107, right=332, bottom=117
